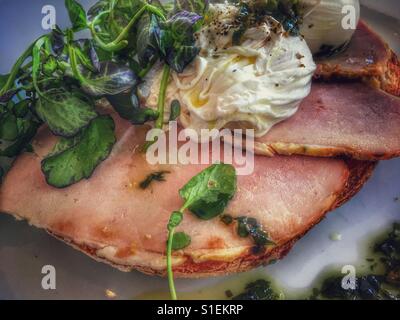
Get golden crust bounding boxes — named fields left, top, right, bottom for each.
left=254, top=141, right=400, bottom=161
left=371, top=50, right=400, bottom=97
left=46, top=160, right=376, bottom=278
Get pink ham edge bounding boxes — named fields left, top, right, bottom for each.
left=255, top=82, right=400, bottom=160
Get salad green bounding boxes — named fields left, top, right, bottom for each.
left=166, top=163, right=237, bottom=300
left=0, top=0, right=208, bottom=187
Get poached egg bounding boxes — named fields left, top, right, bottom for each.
left=143, top=4, right=316, bottom=137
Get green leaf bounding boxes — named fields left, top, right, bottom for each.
left=156, top=11, right=202, bottom=73
left=73, top=39, right=99, bottom=72
left=174, top=0, right=209, bottom=15
left=88, top=0, right=149, bottom=52
left=50, top=26, right=65, bottom=56
left=168, top=11, right=203, bottom=41
left=169, top=99, right=181, bottom=121
left=35, top=89, right=98, bottom=137
left=80, top=61, right=138, bottom=97
left=41, top=115, right=116, bottom=188
left=166, top=163, right=236, bottom=300
left=13, top=100, right=30, bottom=118
left=166, top=209, right=184, bottom=300
left=42, top=55, right=58, bottom=76
left=106, top=89, right=159, bottom=124
left=65, top=0, right=88, bottom=31
left=179, top=163, right=237, bottom=220
left=136, top=14, right=160, bottom=67
left=168, top=211, right=183, bottom=231
left=236, top=216, right=275, bottom=248
left=0, top=117, right=39, bottom=158
left=0, top=112, right=19, bottom=141
left=220, top=214, right=234, bottom=225
left=46, top=133, right=82, bottom=157
left=168, top=45, right=199, bottom=74
left=139, top=170, right=170, bottom=189
left=171, top=232, right=191, bottom=250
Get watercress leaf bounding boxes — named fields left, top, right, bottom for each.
left=80, top=61, right=138, bottom=97
left=114, top=0, right=145, bottom=19
left=47, top=133, right=82, bottom=157
left=73, top=39, right=99, bottom=72
left=0, top=112, right=18, bottom=141
left=139, top=170, right=170, bottom=189
left=13, top=100, right=30, bottom=118
left=158, top=11, right=202, bottom=51
left=236, top=216, right=275, bottom=247
left=171, top=232, right=191, bottom=250
left=150, top=0, right=168, bottom=14
left=87, top=0, right=110, bottom=21
left=0, top=117, right=39, bottom=157
left=50, top=26, right=65, bottom=56
left=156, top=11, right=202, bottom=73
left=35, top=88, right=98, bottom=137
left=220, top=214, right=234, bottom=225
left=106, top=89, right=159, bottom=124
left=179, top=163, right=237, bottom=220
left=168, top=211, right=183, bottom=231
left=169, top=99, right=181, bottom=121
left=42, top=55, right=58, bottom=76
left=166, top=45, right=200, bottom=73
left=174, top=0, right=209, bottom=15
left=65, top=0, right=88, bottom=32
left=168, top=11, right=203, bottom=40
left=106, top=88, right=138, bottom=119
left=41, top=115, right=116, bottom=188
left=155, top=28, right=172, bottom=57
left=88, top=0, right=145, bottom=46
left=136, top=14, right=160, bottom=67
left=130, top=107, right=159, bottom=125
left=236, top=216, right=256, bottom=237
left=89, top=45, right=101, bottom=72
left=93, top=43, right=114, bottom=63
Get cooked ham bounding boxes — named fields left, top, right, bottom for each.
left=0, top=112, right=375, bottom=276
left=255, top=82, right=400, bottom=160
left=315, top=21, right=400, bottom=96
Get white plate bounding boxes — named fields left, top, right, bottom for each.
left=0, top=1, right=399, bottom=299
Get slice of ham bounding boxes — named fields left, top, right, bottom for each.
left=0, top=112, right=375, bottom=277
left=315, top=21, right=400, bottom=96
left=255, top=82, right=400, bottom=160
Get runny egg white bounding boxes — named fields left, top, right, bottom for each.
left=143, top=4, right=316, bottom=138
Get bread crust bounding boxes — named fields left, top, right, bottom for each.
left=315, top=21, right=400, bottom=97
left=46, top=160, right=376, bottom=278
